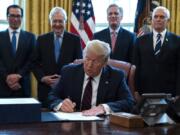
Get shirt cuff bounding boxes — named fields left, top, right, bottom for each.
left=54, top=103, right=62, bottom=112
left=101, top=104, right=112, bottom=115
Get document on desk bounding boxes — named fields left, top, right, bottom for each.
left=51, top=112, right=103, bottom=121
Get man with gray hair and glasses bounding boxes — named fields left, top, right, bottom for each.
left=32, top=7, right=82, bottom=108
left=48, top=39, right=134, bottom=116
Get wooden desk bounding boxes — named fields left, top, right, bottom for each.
left=0, top=118, right=179, bottom=135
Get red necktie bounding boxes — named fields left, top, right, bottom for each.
left=111, top=31, right=117, bottom=51
left=81, top=77, right=93, bottom=111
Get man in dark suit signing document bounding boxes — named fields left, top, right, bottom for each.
left=48, top=39, right=135, bottom=116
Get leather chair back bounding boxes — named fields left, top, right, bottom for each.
left=107, top=60, right=136, bottom=98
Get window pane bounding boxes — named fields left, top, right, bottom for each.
left=0, top=23, right=9, bottom=31
left=0, top=0, right=14, bottom=31
left=0, top=0, right=14, bottom=20
left=92, top=0, right=138, bottom=32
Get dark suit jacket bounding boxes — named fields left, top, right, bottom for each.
left=0, top=29, right=36, bottom=97
left=32, top=31, right=82, bottom=107
left=133, top=32, right=180, bottom=96
left=93, top=27, right=136, bottom=62
left=48, top=64, right=135, bottom=112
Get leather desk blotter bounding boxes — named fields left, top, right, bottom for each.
left=110, top=112, right=144, bottom=128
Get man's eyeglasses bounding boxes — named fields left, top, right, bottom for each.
left=8, top=14, right=22, bottom=19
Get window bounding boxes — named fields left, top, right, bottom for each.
left=0, top=0, right=15, bottom=31
left=92, top=0, right=137, bottom=32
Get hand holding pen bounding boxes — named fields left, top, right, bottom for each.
left=60, top=97, right=76, bottom=113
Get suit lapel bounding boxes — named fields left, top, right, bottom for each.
left=106, top=29, right=111, bottom=45
left=4, top=30, right=15, bottom=58
left=15, top=30, right=25, bottom=59
left=74, top=65, right=85, bottom=109
left=161, top=32, right=169, bottom=50
left=96, top=66, right=110, bottom=105
left=148, top=33, right=154, bottom=54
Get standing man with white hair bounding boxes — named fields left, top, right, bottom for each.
left=32, top=7, right=82, bottom=108
left=133, top=6, right=180, bottom=98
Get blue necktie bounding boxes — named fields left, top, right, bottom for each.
left=54, top=36, right=61, bottom=62
left=12, top=31, right=17, bottom=55
left=154, top=33, right=162, bottom=55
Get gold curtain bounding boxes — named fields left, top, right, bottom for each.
left=24, top=0, right=72, bottom=97
left=160, top=0, right=180, bottom=35
left=26, top=0, right=72, bottom=35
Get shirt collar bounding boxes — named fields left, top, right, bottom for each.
left=84, top=70, right=102, bottom=83
left=109, top=26, right=121, bottom=34
left=153, top=29, right=167, bottom=37
left=54, top=32, right=64, bottom=39
left=8, top=27, right=20, bottom=34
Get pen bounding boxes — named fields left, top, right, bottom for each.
left=68, top=96, right=76, bottom=111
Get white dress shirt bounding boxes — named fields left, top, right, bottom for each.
left=8, top=27, right=20, bottom=50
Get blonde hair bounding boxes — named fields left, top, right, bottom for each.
left=83, top=40, right=111, bottom=62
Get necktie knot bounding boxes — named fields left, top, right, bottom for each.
left=111, top=31, right=116, bottom=36
left=157, top=33, right=161, bottom=39
left=12, top=31, right=17, bottom=34
left=88, top=76, right=93, bottom=81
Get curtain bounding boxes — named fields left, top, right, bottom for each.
left=26, top=0, right=72, bottom=35
left=160, top=0, right=180, bottom=35
left=24, top=0, right=72, bottom=97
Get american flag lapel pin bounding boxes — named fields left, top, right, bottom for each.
left=105, top=81, right=109, bottom=84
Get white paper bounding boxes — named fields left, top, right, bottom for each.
left=51, top=112, right=102, bottom=121
left=0, top=98, right=40, bottom=104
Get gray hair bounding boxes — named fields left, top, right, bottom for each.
left=83, top=40, right=111, bottom=62
left=107, top=4, right=123, bottom=17
left=49, top=7, right=67, bottom=22
left=152, top=6, right=170, bottom=20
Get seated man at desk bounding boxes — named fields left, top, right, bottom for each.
left=48, top=40, right=135, bottom=116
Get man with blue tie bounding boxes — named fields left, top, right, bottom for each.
left=0, top=5, right=36, bottom=97
left=32, top=7, right=82, bottom=108
left=48, top=40, right=134, bottom=116
left=93, top=4, right=136, bottom=63
left=133, top=6, right=180, bottom=99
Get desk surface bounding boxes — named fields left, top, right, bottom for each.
left=0, top=118, right=179, bottom=135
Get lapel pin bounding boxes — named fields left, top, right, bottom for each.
left=105, top=81, right=109, bottom=84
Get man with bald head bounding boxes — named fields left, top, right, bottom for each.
left=133, top=6, right=180, bottom=99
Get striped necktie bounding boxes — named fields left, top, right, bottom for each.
left=154, top=33, right=162, bottom=55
